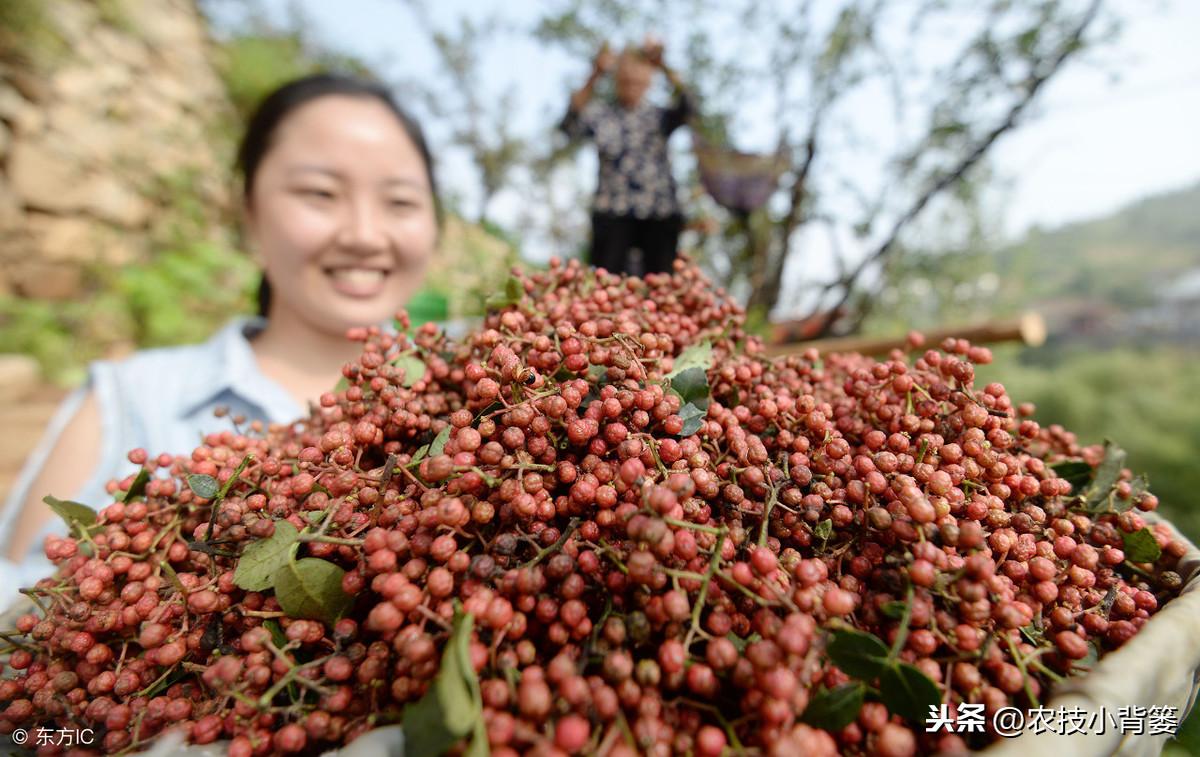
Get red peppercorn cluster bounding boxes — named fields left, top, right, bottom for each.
left=0, top=256, right=1183, bottom=756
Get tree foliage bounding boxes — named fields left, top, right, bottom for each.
left=525, top=0, right=1111, bottom=329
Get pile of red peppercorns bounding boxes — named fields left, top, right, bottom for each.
left=0, top=257, right=1183, bottom=757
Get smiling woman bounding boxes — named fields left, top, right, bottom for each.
left=0, top=74, right=441, bottom=601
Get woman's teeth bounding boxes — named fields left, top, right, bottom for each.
left=328, top=269, right=386, bottom=285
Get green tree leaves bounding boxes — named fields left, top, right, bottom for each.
left=231, top=519, right=352, bottom=624
left=666, top=342, right=713, bottom=437
left=403, top=612, right=488, bottom=757
left=816, top=626, right=941, bottom=730
left=42, top=495, right=98, bottom=540
left=273, top=558, right=353, bottom=623
left=234, top=521, right=301, bottom=592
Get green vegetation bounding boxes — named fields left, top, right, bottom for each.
left=995, top=182, right=1200, bottom=310
left=0, top=0, right=68, bottom=66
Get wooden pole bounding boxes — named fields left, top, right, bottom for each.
left=762, top=312, right=1046, bottom=358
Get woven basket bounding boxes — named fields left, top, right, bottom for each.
left=979, top=511, right=1200, bottom=756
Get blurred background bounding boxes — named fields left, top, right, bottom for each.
left=0, top=0, right=1197, bottom=748
left=0, top=0, right=1196, bottom=670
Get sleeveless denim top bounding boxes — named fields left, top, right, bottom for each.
left=0, top=318, right=305, bottom=612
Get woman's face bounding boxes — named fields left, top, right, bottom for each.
left=245, top=95, right=438, bottom=337
left=615, top=56, right=653, bottom=108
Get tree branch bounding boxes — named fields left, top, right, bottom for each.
left=808, top=0, right=1103, bottom=338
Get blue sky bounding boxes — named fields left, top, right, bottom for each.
left=209, top=0, right=1200, bottom=279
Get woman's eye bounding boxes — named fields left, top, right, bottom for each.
left=389, top=198, right=417, bottom=210
left=298, top=188, right=336, bottom=200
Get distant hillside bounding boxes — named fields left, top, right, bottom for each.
left=995, top=182, right=1200, bottom=312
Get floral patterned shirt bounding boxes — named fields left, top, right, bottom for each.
left=560, top=91, right=693, bottom=219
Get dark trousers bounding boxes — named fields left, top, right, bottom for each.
left=589, top=212, right=683, bottom=277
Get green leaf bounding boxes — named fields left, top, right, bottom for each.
left=827, top=629, right=890, bottom=680
left=466, top=719, right=490, bottom=757
left=411, top=445, right=430, bottom=465
left=391, top=353, right=427, bottom=388
left=484, top=275, right=524, bottom=310
left=726, top=632, right=761, bottom=654
left=42, top=495, right=98, bottom=535
left=1073, top=641, right=1101, bottom=673
left=801, top=682, right=865, bottom=731
left=1050, top=460, right=1093, bottom=492
left=333, top=376, right=350, bottom=393
left=666, top=341, right=713, bottom=380
left=880, top=662, right=941, bottom=724
left=403, top=613, right=484, bottom=757
left=264, top=619, right=288, bottom=649
left=679, top=402, right=707, bottom=437
left=234, top=520, right=301, bottom=591
left=1122, top=527, right=1162, bottom=563
left=880, top=601, right=906, bottom=620
left=814, top=519, right=833, bottom=542
left=187, top=474, right=220, bottom=500
left=122, top=469, right=151, bottom=503
left=669, top=366, right=711, bottom=411
left=1020, top=623, right=1046, bottom=647
left=429, top=426, right=451, bottom=458
left=160, top=561, right=187, bottom=595
left=304, top=511, right=325, bottom=524
left=272, top=557, right=353, bottom=623
left=1084, top=440, right=1127, bottom=510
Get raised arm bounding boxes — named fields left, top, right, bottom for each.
left=644, top=38, right=694, bottom=133
left=561, top=43, right=615, bottom=138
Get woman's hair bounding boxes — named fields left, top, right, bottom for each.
left=236, top=73, right=441, bottom=317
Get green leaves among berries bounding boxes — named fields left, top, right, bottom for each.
left=679, top=402, right=707, bottom=436
left=879, top=663, right=942, bottom=724
left=403, top=612, right=488, bottom=757
left=429, top=426, right=451, bottom=458
left=1122, top=527, right=1162, bottom=563
left=801, top=682, right=865, bottom=731
left=484, top=275, right=524, bottom=311
left=42, top=495, right=98, bottom=538
left=665, top=341, right=714, bottom=437
left=391, top=352, right=427, bottom=388
left=824, top=625, right=941, bottom=726
left=121, top=469, right=151, bottom=503
left=273, top=558, right=353, bottom=624
left=187, top=474, right=220, bottom=500
left=1083, top=439, right=1127, bottom=512
left=233, top=520, right=301, bottom=591
left=1049, top=460, right=1092, bottom=491
left=666, top=341, right=713, bottom=381
left=826, top=628, right=890, bottom=680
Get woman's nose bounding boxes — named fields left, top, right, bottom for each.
left=337, top=199, right=388, bottom=252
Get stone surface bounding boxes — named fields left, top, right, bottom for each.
left=7, top=139, right=82, bottom=213
left=9, top=262, right=85, bottom=301
left=0, top=82, right=27, bottom=122
left=0, top=182, right=20, bottom=225
left=0, top=0, right=234, bottom=359
left=77, top=174, right=152, bottom=227
left=27, top=215, right=95, bottom=263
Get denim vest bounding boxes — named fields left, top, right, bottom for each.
left=0, top=318, right=304, bottom=612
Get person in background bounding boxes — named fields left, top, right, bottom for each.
left=0, top=73, right=441, bottom=606
left=560, top=37, right=693, bottom=277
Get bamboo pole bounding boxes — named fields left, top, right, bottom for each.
left=762, top=312, right=1046, bottom=358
